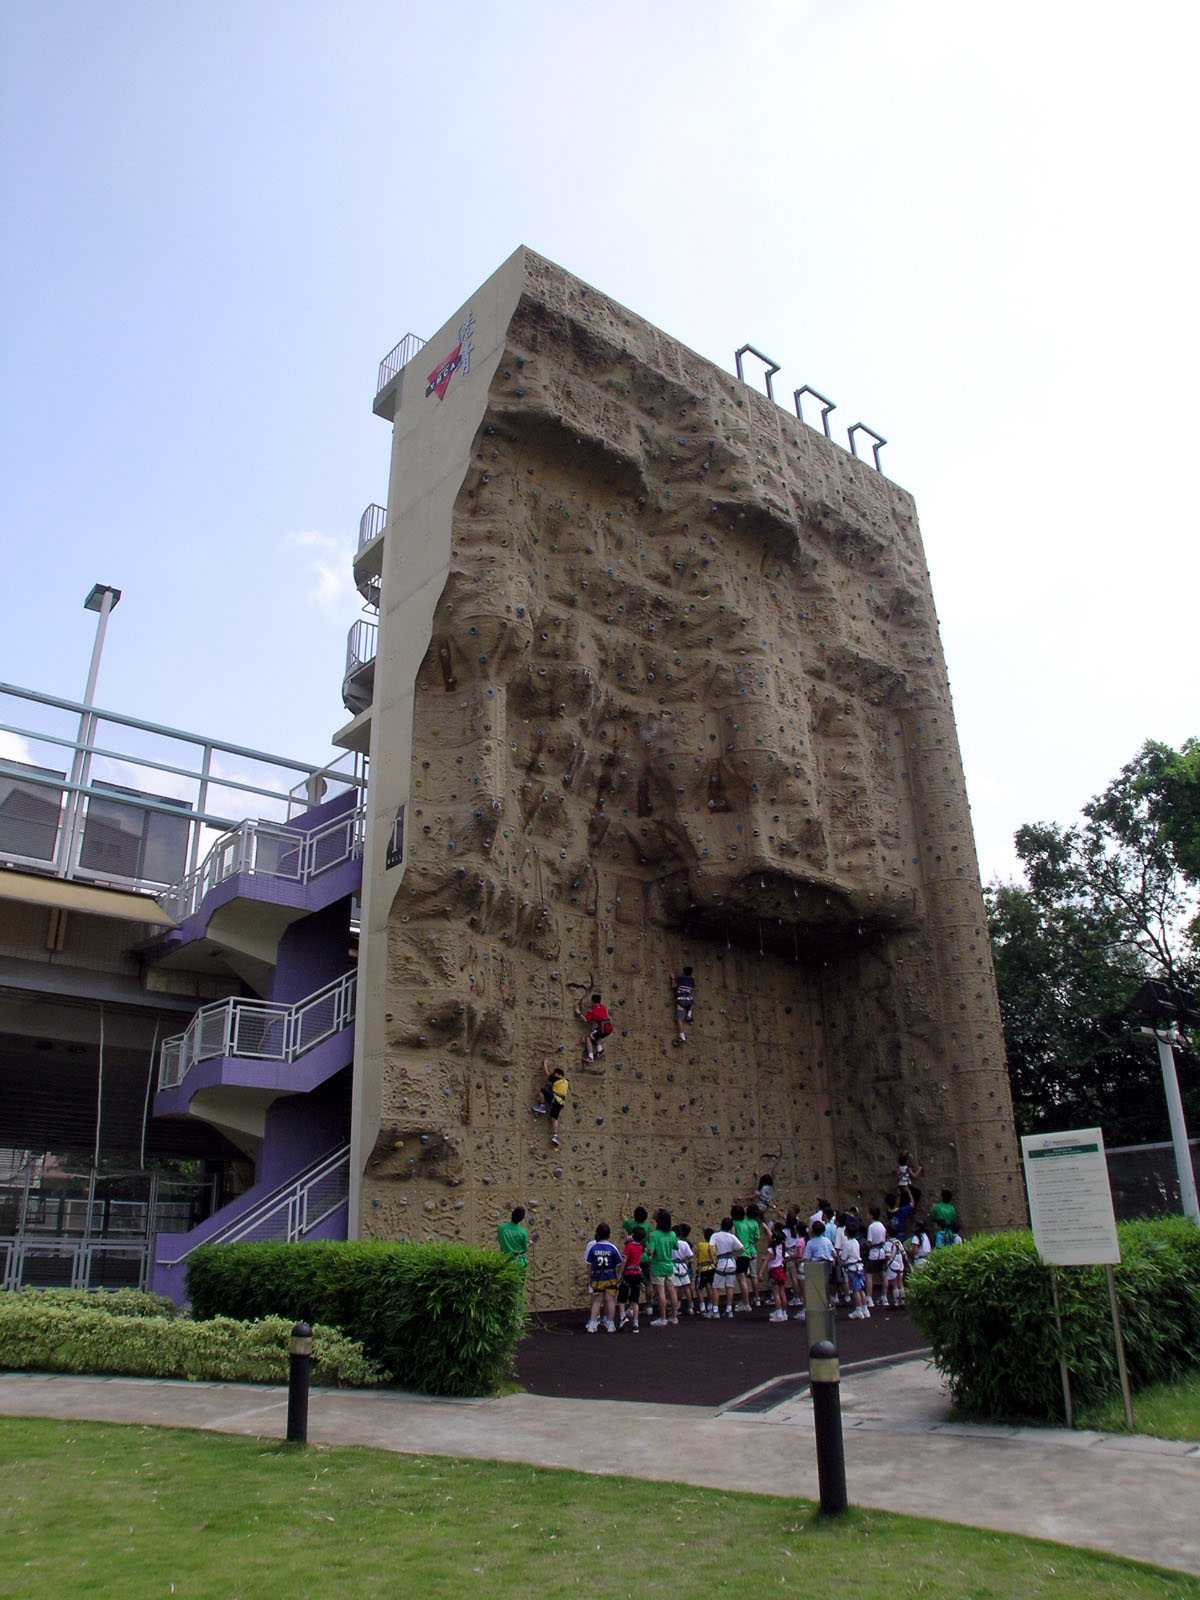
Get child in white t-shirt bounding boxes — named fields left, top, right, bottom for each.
left=709, top=1219, right=742, bottom=1319
left=672, top=1223, right=696, bottom=1316
left=883, top=1228, right=908, bottom=1307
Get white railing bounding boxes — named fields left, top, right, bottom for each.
left=158, top=970, right=356, bottom=1090
left=357, top=503, right=386, bottom=549
left=0, top=682, right=357, bottom=895
left=345, top=619, right=378, bottom=678
left=1, top=1237, right=148, bottom=1292
left=158, top=806, right=364, bottom=923
left=157, top=1145, right=351, bottom=1265
left=376, top=333, right=426, bottom=394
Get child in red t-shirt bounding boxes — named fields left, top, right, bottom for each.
left=577, top=993, right=612, bottom=1062
left=617, top=1226, right=645, bottom=1331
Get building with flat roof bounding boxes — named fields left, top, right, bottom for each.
left=0, top=678, right=362, bottom=1294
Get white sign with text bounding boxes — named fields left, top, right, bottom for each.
left=1021, top=1127, right=1120, bottom=1266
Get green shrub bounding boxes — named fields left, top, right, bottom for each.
left=907, top=1217, right=1200, bottom=1420
left=186, top=1239, right=527, bottom=1396
left=4, top=1287, right=180, bottom=1319
left=0, top=1300, right=382, bottom=1387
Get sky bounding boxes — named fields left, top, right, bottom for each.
left=1, top=0, right=1196, bottom=885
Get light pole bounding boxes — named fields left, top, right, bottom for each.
left=58, top=584, right=121, bottom=878
left=1131, top=980, right=1200, bottom=1225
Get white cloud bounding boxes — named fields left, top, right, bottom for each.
left=283, top=530, right=358, bottom=615
left=0, top=731, right=33, bottom=764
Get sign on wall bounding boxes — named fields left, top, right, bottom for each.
left=385, top=804, right=405, bottom=871
left=425, top=310, right=475, bottom=402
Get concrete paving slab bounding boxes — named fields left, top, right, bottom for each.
left=1, top=1360, right=1197, bottom=1578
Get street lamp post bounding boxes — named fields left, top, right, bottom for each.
left=1130, top=980, right=1200, bottom=1225
left=58, top=584, right=121, bottom=878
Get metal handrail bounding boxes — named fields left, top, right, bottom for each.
left=158, top=806, right=365, bottom=923
left=345, top=620, right=378, bottom=678
left=158, top=971, right=356, bottom=1089
left=358, top=503, right=386, bottom=549
left=156, top=1144, right=351, bottom=1264
left=376, top=333, right=427, bottom=395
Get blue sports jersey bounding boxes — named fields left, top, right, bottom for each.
left=586, top=1240, right=623, bottom=1279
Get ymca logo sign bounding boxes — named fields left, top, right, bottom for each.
left=425, top=310, right=475, bottom=401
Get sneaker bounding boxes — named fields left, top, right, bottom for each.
left=630, top=1321, right=640, bottom=1332
left=585, top=1320, right=598, bottom=1333
left=604, top=1319, right=616, bottom=1333
left=551, top=1134, right=559, bottom=1146
left=676, top=1032, right=686, bottom=1043
left=723, top=1307, right=734, bottom=1318
left=584, top=1053, right=594, bottom=1063
left=668, top=1316, right=679, bottom=1325
left=793, top=1309, right=806, bottom=1320
left=531, top=1104, right=547, bottom=1115
left=768, top=1310, right=785, bottom=1322
left=650, top=1318, right=670, bottom=1327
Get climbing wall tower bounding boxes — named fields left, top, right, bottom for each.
left=344, top=247, right=1021, bottom=1308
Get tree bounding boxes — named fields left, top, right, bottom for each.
left=1137, top=737, right=1200, bottom=904
left=987, top=741, right=1199, bottom=1145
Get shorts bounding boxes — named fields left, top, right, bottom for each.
left=617, top=1275, right=642, bottom=1304
left=768, top=1266, right=787, bottom=1286
left=847, top=1268, right=865, bottom=1294
left=698, top=1269, right=715, bottom=1290
left=736, top=1255, right=752, bottom=1276
left=651, top=1264, right=674, bottom=1280
left=589, top=1275, right=619, bottom=1295
left=542, top=1089, right=565, bottom=1115
left=714, top=1267, right=737, bottom=1290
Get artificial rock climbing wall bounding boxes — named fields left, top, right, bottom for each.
left=354, top=249, right=1022, bottom=1308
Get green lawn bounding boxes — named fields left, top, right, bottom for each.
left=1, top=1417, right=1195, bottom=1599
left=1078, top=1368, right=1200, bottom=1441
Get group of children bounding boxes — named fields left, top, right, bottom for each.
left=577, top=1173, right=963, bottom=1331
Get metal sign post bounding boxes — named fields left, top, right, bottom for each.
left=1021, top=1128, right=1133, bottom=1429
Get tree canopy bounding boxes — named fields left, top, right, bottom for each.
left=986, top=739, right=1199, bottom=1145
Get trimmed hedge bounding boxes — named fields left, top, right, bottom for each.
left=0, top=1297, right=382, bottom=1386
left=9, top=1287, right=180, bottom=1319
left=906, top=1217, right=1200, bottom=1420
left=186, top=1239, right=526, bottom=1397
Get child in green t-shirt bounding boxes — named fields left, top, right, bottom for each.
left=497, top=1206, right=529, bottom=1267
left=646, top=1208, right=679, bottom=1325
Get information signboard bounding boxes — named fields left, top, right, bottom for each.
left=1021, top=1127, right=1120, bottom=1266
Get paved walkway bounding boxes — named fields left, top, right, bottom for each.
left=2, top=1357, right=1198, bottom=1578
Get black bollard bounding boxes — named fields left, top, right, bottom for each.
left=808, top=1339, right=847, bottom=1515
left=286, top=1321, right=312, bottom=1444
